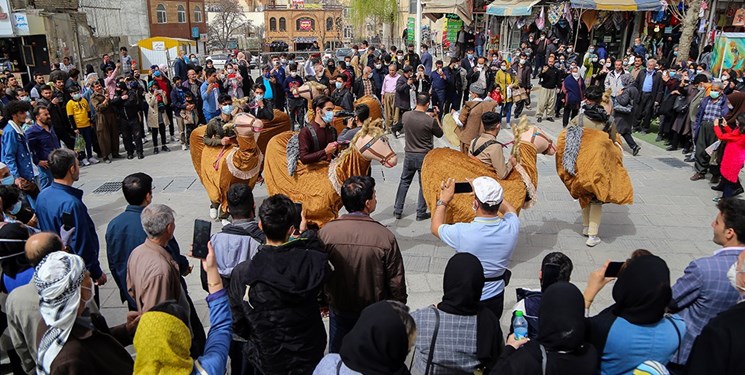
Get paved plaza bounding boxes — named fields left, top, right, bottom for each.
left=81, top=98, right=725, bottom=334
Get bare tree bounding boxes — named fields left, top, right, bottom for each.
left=207, top=0, right=247, bottom=50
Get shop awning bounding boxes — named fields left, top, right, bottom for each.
left=421, top=0, right=473, bottom=26
left=485, top=0, right=541, bottom=17
left=570, top=0, right=663, bottom=11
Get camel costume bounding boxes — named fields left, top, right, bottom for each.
left=330, top=95, right=383, bottom=134
left=264, top=120, right=389, bottom=226
left=190, top=113, right=275, bottom=217
left=456, top=99, right=499, bottom=153
left=555, top=104, right=633, bottom=243
left=422, top=117, right=544, bottom=224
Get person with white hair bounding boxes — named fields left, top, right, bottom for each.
left=691, top=79, right=730, bottom=182
left=431, top=176, right=519, bottom=321
left=34, top=251, right=135, bottom=374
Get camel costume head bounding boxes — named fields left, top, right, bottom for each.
left=295, top=81, right=328, bottom=122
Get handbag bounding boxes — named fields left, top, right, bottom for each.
left=74, top=134, right=86, bottom=153
left=612, top=97, right=633, bottom=113
left=673, top=95, right=689, bottom=113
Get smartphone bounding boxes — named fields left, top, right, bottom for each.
left=192, top=219, right=212, bottom=259
left=604, top=261, right=625, bottom=278
left=454, top=182, right=473, bottom=194
left=62, top=212, right=74, bottom=230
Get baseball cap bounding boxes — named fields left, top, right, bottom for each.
left=472, top=176, right=503, bottom=205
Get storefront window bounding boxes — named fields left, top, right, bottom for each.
left=156, top=4, right=167, bottom=24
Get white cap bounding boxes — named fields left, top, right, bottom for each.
left=472, top=176, right=504, bottom=205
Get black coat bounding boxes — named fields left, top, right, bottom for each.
left=614, top=85, right=638, bottom=134
left=687, top=301, right=745, bottom=375
left=395, top=75, right=414, bottom=110
left=352, top=76, right=380, bottom=99
left=634, top=70, right=664, bottom=103
left=229, top=233, right=329, bottom=375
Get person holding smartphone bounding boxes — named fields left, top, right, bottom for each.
left=200, top=68, right=221, bottom=122
left=431, top=176, right=519, bottom=320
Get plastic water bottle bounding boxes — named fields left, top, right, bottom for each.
left=513, top=310, right=528, bottom=340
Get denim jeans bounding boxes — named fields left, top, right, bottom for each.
left=79, top=127, right=94, bottom=159
left=501, top=102, right=513, bottom=124
left=394, top=152, right=428, bottom=217
left=328, top=310, right=360, bottom=353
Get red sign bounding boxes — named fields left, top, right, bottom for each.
left=292, top=0, right=304, bottom=9
left=299, top=19, right=313, bottom=31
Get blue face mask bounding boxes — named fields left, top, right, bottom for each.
left=710, top=91, right=721, bottom=99
left=153, top=71, right=161, bottom=77
left=9, top=200, right=21, bottom=215
left=322, top=110, right=334, bottom=124
left=1, top=175, right=13, bottom=186
left=221, top=105, right=234, bottom=115
left=335, top=82, right=343, bottom=89
left=669, top=71, right=676, bottom=78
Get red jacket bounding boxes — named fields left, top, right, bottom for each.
left=714, top=123, right=745, bottom=182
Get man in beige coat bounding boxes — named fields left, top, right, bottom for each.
left=453, top=83, right=499, bottom=153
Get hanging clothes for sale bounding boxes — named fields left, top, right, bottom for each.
left=548, top=4, right=563, bottom=25
left=612, top=13, right=624, bottom=30
left=564, top=3, right=573, bottom=27
left=536, top=7, right=546, bottom=30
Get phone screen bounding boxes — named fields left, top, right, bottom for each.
left=454, top=182, right=473, bottom=194
left=604, top=261, right=625, bottom=278
left=192, top=219, right=212, bottom=259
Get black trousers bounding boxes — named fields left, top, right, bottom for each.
left=482, top=291, right=505, bottom=320
left=563, top=102, right=580, bottom=128
left=121, top=117, right=143, bottom=155
left=636, top=92, right=654, bottom=131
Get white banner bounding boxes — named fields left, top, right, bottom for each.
left=0, top=0, right=13, bottom=37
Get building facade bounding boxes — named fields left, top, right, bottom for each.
left=264, top=3, right=343, bottom=52
left=147, top=0, right=207, bottom=40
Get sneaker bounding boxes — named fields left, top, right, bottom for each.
left=690, top=172, right=706, bottom=181
left=416, top=212, right=431, bottom=221
left=82, top=159, right=91, bottom=166
left=632, top=145, right=641, bottom=156
left=88, top=157, right=100, bottom=164
left=582, top=226, right=589, bottom=237
left=546, top=117, right=554, bottom=122
left=209, top=207, right=218, bottom=219
left=221, top=219, right=231, bottom=226
left=586, top=236, right=601, bottom=247
left=182, top=144, right=188, bottom=151
left=393, top=212, right=402, bottom=220
left=126, top=153, right=134, bottom=160
left=137, top=153, right=144, bottom=159
left=161, top=145, right=170, bottom=152
left=684, top=155, right=695, bottom=163
left=536, top=117, right=542, bottom=123
left=153, top=147, right=159, bottom=154
left=104, top=158, right=112, bottom=164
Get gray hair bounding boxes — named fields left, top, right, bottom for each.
left=141, top=204, right=175, bottom=238
left=711, top=79, right=723, bottom=89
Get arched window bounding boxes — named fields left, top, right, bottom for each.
left=326, top=17, right=333, bottom=31
left=279, top=17, right=286, bottom=31
left=156, top=4, right=167, bottom=24
left=296, top=17, right=315, bottom=31
left=177, top=5, right=186, bottom=23
left=193, top=5, right=202, bottom=22
left=269, top=17, right=276, bottom=31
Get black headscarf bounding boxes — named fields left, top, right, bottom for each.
left=538, top=282, right=587, bottom=351
left=340, top=301, right=411, bottom=375
left=0, top=222, right=30, bottom=278
left=438, top=253, right=501, bottom=366
left=581, top=103, right=610, bottom=123
left=612, top=255, right=671, bottom=325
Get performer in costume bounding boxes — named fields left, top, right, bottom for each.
left=556, top=86, right=633, bottom=247
left=468, top=111, right=515, bottom=179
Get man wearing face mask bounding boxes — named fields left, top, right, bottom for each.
left=533, top=33, right=549, bottom=79
left=331, top=75, right=354, bottom=113
left=513, top=54, right=533, bottom=117
left=687, top=245, right=745, bottom=374
left=667, top=198, right=745, bottom=372
left=404, top=44, right=421, bottom=70
left=634, top=58, right=663, bottom=134
left=353, top=66, right=380, bottom=101
left=299, top=95, right=338, bottom=164
left=284, top=63, right=305, bottom=128
left=461, top=48, right=476, bottom=73
left=392, top=66, right=416, bottom=137
left=565, top=46, right=578, bottom=65
left=200, top=68, right=221, bottom=122
left=691, top=80, right=729, bottom=182
left=535, top=55, right=561, bottom=122
left=203, top=94, right=235, bottom=150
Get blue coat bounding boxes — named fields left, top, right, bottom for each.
left=25, top=123, right=59, bottom=164
left=36, top=183, right=103, bottom=279
left=105, top=205, right=189, bottom=308
left=200, top=81, right=220, bottom=121
left=1, top=122, right=35, bottom=181
left=192, top=290, right=231, bottom=375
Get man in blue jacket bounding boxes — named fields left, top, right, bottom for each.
left=25, top=105, right=59, bottom=190
left=1, top=100, right=37, bottom=207
left=201, top=67, right=220, bottom=122
left=35, top=148, right=107, bottom=299
left=429, top=60, right=449, bottom=115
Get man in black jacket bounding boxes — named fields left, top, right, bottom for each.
left=37, top=85, right=75, bottom=149
left=535, top=55, right=561, bottom=122
left=112, top=81, right=144, bottom=159
left=353, top=66, right=380, bottom=100
left=245, top=83, right=275, bottom=121
left=392, top=66, right=415, bottom=136
left=229, top=194, right=328, bottom=375
left=330, top=75, right=354, bottom=113
left=633, top=58, right=664, bottom=133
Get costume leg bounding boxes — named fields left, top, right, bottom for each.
left=588, top=203, right=602, bottom=237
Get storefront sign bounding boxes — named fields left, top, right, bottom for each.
left=0, top=0, right=13, bottom=37
left=12, top=13, right=27, bottom=34
left=192, top=27, right=200, bottom=39
left=152, top=41, right=166, bottom=51
left=292, top=0, right=304, bottom=9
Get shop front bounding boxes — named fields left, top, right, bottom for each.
left=0, top=6, right=51, bottom=85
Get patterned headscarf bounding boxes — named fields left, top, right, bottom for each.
left=33, top=252, right=86, bottom=375
left=133, top=311, right=193, bottom=374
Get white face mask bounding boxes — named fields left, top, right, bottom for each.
left=290, top=72, right=297, bottom=77
left=727, top=262, right=745, bottom=292
left=571, top=72, right=580, bottom=79
left=375, top=64, right=382, bottom=69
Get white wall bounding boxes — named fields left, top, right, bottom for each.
left=78, top=0, right=149, bottom=44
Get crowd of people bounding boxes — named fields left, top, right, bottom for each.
left=0, top=32, right=742, bottom=375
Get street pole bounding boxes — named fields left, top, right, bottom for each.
left=415, top=0, right=422, bottom=50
